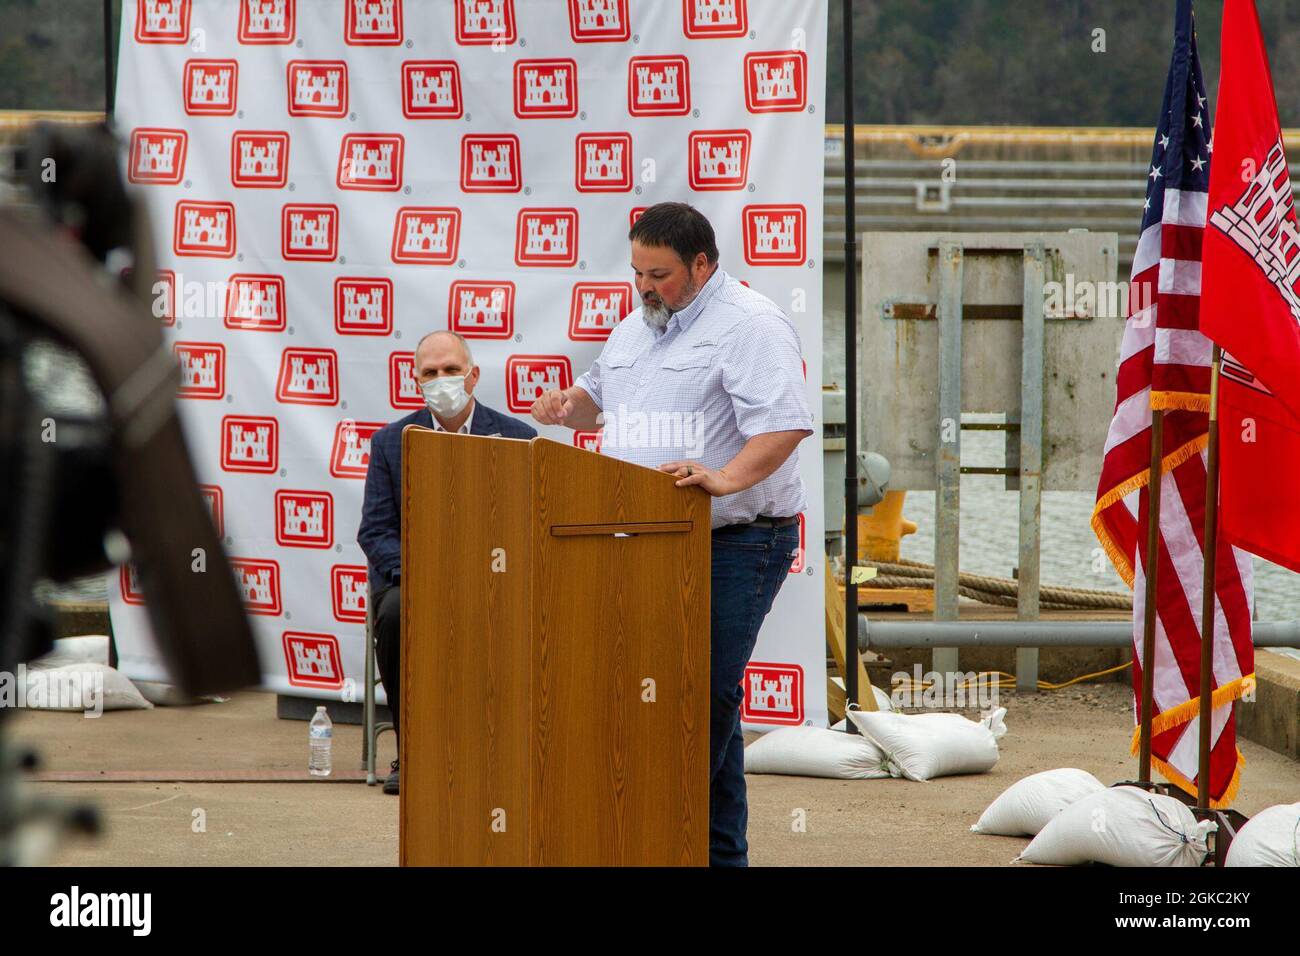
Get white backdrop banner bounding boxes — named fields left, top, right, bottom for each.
left=111, top=0, right=828, bottom=730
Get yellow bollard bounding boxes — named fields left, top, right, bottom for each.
left=852, top=489, right=918, bottom=563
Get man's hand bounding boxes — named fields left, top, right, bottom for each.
left=531, top=388, right=575, bottom=426
left=658, top=431, right=810, bottom=498
left=530, top=386, right=602, bottom=430
left=657, top=461, right=742, bottom=497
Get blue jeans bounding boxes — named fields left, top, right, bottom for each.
left=709, top=521, right=800, bottom=867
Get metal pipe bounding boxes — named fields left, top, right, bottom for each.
left=858, top=616, right=1300, bottom=649
left=1139, top=408, right=1163, bottom=784
left=1197, top=344, right=1223, bottom=810
left=840, top=0, right=860, bottom=729
left=103, top=0, right=115, bottom=119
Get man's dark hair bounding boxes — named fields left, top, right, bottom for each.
left=628, top=202, right=719, bottom=266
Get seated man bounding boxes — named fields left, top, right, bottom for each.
left=358, top=330, right=537, bottom=794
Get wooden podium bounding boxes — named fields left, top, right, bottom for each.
left=399, top=429, right=711, bottom=866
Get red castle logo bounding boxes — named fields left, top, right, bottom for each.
left=456, top=0, right=516, bottom=45
left=743, top=51, right=807, bottom=113
left=515, top=208, right=578, bottom=267
left=221, top=415, right=278, bottom=474
left=629, top=206, right=647, bottom=228
left=199, top=484, right=223, bottom=538
left=281, top=204, right=338, bottom=261
left=573, top=430, right=602, bottom=453
left=388, top=352, right=422, bottom=410
left=460, top=135, right=521, bottom=193
left=330, top=421, right=384, bottom=478
left=231, top=131, right=290, bottom=188
left=682, top=0, right=747, bottom=37
left=331, top=566, right=370, bottom=623
left=575, top=133, right=632, bottom=192
left=346, top=0, right=403, bottom=44
left=183, top=59, right=237, bottom=115
left=120, top=563, right=146, bottom=605
left=505, top=355, right=573, bottom=413
left=287, top=60, right=349, bottom=117
left=628, top=56, right=690, bottom=116
left=338, top=133, right=404, bottom=191
left=239, top=0, right=294, bottom=43
left=392, top=207, right=461, bottom=265
left=174, top=342, right=225, bottom=400
left=128, top=128, right=187, bottom=185
left=567, top=0, right=628, bottom=42
left=173, top=201, right=236, bottom=258
left=741, top=662, right=804, bottom=725
left=276, top=348, right=339, bottom=406
left=514, top=59, right=577, bottom=118
left=282, top=631, right=344, bottom=689
left=334, top=277, right=393, bottom=335
left=275, top=491, right=334, bottom=548
left=154, top=269, right=176, bottom=326
left=135, top=0, right=191, bottom=43
left=118, top=561, right=144, bottom=606
left=688, top=129, right=750, bottom=191
left=230, top=558, right=282, bottom=616
left=401, top=60, right=463, bottom=118
left=742, top=204, right=806, bottom=266
left=569, top=282, right=632, bottom=341
left=450, top=280, right=515, bottom=339
left=789, top=513, right=806, bottom=574
left=225, top=274, right=286, bottom=332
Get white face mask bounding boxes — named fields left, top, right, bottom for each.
left=421, top=375, right=470, bottom=417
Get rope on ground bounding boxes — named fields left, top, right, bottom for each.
left=859, top=558, right=1132, bottom=611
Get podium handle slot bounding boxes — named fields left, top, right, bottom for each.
left=550, top=520, right=693, bottom=537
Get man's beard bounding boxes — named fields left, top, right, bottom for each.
left=641, top=274, right=700, bottom=332
left=642, top=299, right=671, bottom=331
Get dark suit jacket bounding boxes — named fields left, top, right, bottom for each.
left=357, top=400, right=538, bottom=593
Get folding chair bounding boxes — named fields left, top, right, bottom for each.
left=362, top=585, right=397, bottom=786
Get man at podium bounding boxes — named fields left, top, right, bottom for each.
left=530, top=202, right=814, bottom=866
left=359, top=330, right=537, bottom=795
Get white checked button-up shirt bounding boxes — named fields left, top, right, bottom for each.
left=572, top=267, right=813, bottom=529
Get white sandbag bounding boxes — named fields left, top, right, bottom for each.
left=828, top=687, right=896, bottom=731
left=132, top=680, right=211, bottom=707
left=915, top=708, right=1007, bottom=740
left=23, top=662, right=153, bottom=712
left=1015, top=786, right=1213, bottom=867
left=972, top=768, right=1106, bottom=836
left=33, top=634, right=109, bottom=667
left=826, top=682, right=895, bottom=714
left=744, top=725, right=889, bottom=779
left=1225, top=802, right=1300, bottom=867
left=846, top=707, right=1004, bottom=780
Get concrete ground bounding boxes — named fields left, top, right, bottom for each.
left=8, top=682, right=1299, bottom=866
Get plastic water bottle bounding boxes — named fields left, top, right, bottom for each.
left=308, top=706, right=332, bottom=777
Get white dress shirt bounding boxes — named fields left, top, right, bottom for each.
left=572, top=268, right=813, bottom=528
left=430, top=398, right=475, bottom=434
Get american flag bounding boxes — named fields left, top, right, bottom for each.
left=1091, top=0, right=1253, bottom=806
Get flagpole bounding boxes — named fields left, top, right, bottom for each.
left=1139, top=408, right=1163, bottom=783
left=1197, top=344, right=1223, bottom=810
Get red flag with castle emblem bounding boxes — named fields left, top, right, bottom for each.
left=1201, top=0, right=1300, bottom=572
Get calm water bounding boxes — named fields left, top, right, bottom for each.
left=896, top=427, right=1300, bottom=625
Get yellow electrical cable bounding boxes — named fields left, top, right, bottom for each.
left=887, top=660, right=1132, bottom=696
